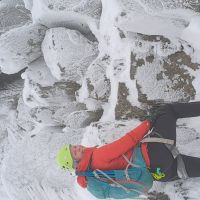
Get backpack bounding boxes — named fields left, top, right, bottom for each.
left=76, top=145, right=153, bottom=199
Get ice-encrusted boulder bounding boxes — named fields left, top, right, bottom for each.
left=77, top=55, right=111, bottom=105
left=111, top=34, right=200, bottom=120
left=0, top=5, right=31, bottom=33
left=115, top=82, right=147, bottom=120
left=2, top=126, right=84, bottom=200
left=130, top=37, right=200, bottom=103
left=113, top=0, right=199, bottom=38
left=65, top=109, right=103, bottom=129
left=22, top=57, right=81, bottom=107
left=21, top=56, right=103, bottom=128
left=0, top=23, right=47, bottom=74
left=42, top=28, right=98, bottom=82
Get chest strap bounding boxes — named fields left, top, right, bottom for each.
left=141, top=137, right=174, bottom=145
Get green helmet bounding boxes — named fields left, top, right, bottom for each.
left=56, top=145, right=74, bottom=171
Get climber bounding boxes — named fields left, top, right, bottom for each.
left=56, top=101, right=200, bottom=199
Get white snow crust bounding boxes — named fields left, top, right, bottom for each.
left=0, top=23, right=47, bottom=74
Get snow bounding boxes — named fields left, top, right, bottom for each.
left=0, top=0, right=200, bottom=200
left=181, top=16, right=200, bottom=62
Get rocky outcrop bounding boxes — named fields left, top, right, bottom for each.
left=29, top=103, right=87, bottom=126
left=0, top=23, right=47, bottom=74
left=22, top=57, right=81, bottom=107
left=65, top=109, right=103, bottom=129
left=77, top=55, right=111, bottom=108
left=130, top=38, right=200, bottom=104
left=115, top=82, right=147, bottom=120
left=42, top=28, right=98, bottom=82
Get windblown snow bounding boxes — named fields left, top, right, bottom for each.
left=0, top=0, right=200, bottom=200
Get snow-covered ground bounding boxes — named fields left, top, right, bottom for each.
left=0, top=0, right=200, bottom=200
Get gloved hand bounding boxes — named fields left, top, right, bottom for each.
left=145, top=115, right=157, bottom=128
left=145, top=105, right=167, bottom=128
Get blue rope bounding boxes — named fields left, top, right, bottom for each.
left=76, top=170, right=115, bottom=178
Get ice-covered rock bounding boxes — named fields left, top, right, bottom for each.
left=22, top=57, right=81, bottom=107
left=115, top=82, right=147, bottom=120
left=29, top=102, right=87, bottom=126
left=0, top=5, right=31, bottom=33
left=132, top=48, right=200, bottom=103
left=0, top=23, right=47, bottom=74
left=65, top=109, right=103, bottom=129
left=78, top=55, right=111, bottom=104
left=42, top=28, right=98, bottom=82
left=113, top=0, right=199, bottom=38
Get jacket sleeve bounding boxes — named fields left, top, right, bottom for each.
left=77, top=176, right=87, bottom=188
left=96, top=120, right=151, bottom=162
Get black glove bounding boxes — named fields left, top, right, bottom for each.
left=145, top=105, right=167, bottom=127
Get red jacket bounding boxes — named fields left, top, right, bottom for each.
left=76, top=120, right=151, bottom=188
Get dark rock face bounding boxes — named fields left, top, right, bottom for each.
left=130, top=36, right=200, bottom=104
left=36, top=81, right=81, bottom=102
left=115, top=82, right=147, bottom=120
left=114, top=34, right=200, bottom=120
left=162, top=51, right=198, bottom=101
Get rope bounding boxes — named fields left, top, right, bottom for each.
left=122, top=154, right=140, bottom=168
left=95, top=169, right=145, bottom=195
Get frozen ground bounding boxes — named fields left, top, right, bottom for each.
left=0, top=0, right=200, bottom=200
